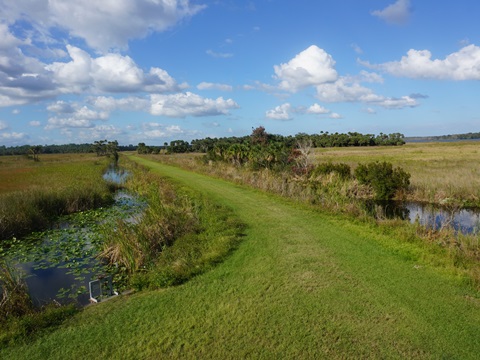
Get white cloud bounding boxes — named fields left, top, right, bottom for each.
left=29, top=120, right=41, bottom=126
left=306, top=103, right=330, bottom=114
left=361, top=45, right=480, bottom=80
left=274, top=45, right=338, bottom=92
left=316, top=77, right=419, bottom=109
left=150, top=92, right=239, bottom=118
left=266, top=103, right=292, bottom=120
left=197, top=82, right=233, bottom=91
left=266, top=102, right=336, bottom=120
left=0, top=39, right=188, bottom=107
left=1, top=0, right=206, bottom=52
left=0, top=131, right=28, bottom=141
left=371, top=0, right=411, bottom=25
left=140, top=124, right=185, bottom=139
left=206, top=50, right=233, bottom=58
left=0, top=120, right=8, bottom=130
left=12, top=109, right=20, bottom=115
left=89, top=96, right=150, bottom=112
left=46, top=45, right=186, bottom=95
left=329, top=113, right=343, bottom=119
left=351, top=43, right=363, bottom=54
left=46, top=117, right=95, bottom=129
left=46, top=100, right=109, bottom=129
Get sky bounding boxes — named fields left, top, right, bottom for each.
left=0, top=0, right=479, bottom=146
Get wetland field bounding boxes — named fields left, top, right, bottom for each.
left=1, top=143, right=480, bottom=358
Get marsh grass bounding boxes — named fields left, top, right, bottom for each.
left=0, top=261, right=33, bottom=321
left=0, top=154, right=114, bottom=240
left=313, top=141, right=480, bottom=206
left=101, top=160, right=245, bottom=289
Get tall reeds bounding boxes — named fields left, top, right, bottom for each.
left=100, top=170, right=200, bottom=274
left=0, top=261, right=33, bottom=322
left=100, top=160, right=244, bottom=289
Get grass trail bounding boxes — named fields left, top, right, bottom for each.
left=2, top=156, right=479, bottom=359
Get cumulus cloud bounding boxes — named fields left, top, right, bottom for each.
left=46, top=45, right=187, bottom=94
left=371, top=0, right=411, bottom=25
left=197, top=82, right=233, bottom=91
left=0, top=37, right=187, bottom=106
left=266, top=103, right=292, bottom=120
left=29, top=120, right=41, bottom=126
left=0, top=132, right=28, bottom=143
left=150, top=92, right=239, bottom=118
left=329, top=113, right=343, bottom=119
left=1, top=0, right=206, bottom=52
left=0, top=27, right=58, bottom=105
left=266, top=102, right=339, bottom=120
left=0, top=120, right=8, bottom=130
left=316, top=77, right=419, bottom=109
left=274, top=45, right=338, bottom=92
left=361, top=45, right=480, bottom=80
left=140, top=123, right=185, bottom=139
left=89, top=96, right=150, bottom=112
left=46, top=100, right=109, bottom=129
left=306, top=103, right=330, bottom=114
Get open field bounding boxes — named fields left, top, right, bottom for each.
left=1, top=157, right=479, bottom=359
left=314, top=141, right=480, bottom=205
left=0, top=153, right=114, bottom=239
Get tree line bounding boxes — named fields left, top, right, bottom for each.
left=0, top=143, right=137, bottom=156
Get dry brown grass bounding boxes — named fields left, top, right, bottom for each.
left=313, top=141, right=480, bottom=206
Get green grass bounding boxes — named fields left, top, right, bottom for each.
left=1, top=156, right=479, bottom=358
left=0, top=154, right=114, bottom=240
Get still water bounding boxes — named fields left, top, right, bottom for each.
left=1, top=167, right=143, bottom=306
left=365, top=201, right=480, bottom=234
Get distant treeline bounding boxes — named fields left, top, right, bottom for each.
left=1, top=130, right=405, bottom=156
left=136, top=131, right=406, bottom=154
left=0, top=143, right=137, bottom=156
left=406, top=132, right=480, bottom=142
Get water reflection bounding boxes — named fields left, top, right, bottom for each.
left=364, top=201, right=480, bottom=234
left=102, top=164, right=130, bottom=184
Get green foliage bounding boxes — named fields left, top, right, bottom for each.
left=354, top=161, right=410, bottom=200
left=0, top=303, right=78, bottom=347
left=101, top=160, right=245, bottom=290
left=312, top=162, right=351, bottom=180
left=0, top=261, right=34, bottom=322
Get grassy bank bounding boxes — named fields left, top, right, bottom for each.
left=1, top=157, right=479, bottom=358
left=140, top=143, right=480, bottom=286
left=102, top=159, right=245, bottom=289
left=0, top=154, right=115, bottom=240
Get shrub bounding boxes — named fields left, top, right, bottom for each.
left=312, top=162, right=351, bottom=180
left=354, top=161, right=410, bottom=200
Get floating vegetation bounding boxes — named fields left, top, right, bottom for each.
left=0, top=191, right=145, bottom=306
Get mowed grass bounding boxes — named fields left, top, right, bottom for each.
left=2, top=157, right=479, bottom=359
left=314, top=141, right=480, bottom=204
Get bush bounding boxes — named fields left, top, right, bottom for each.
left=312, top=162, right=351, bottom=180
left=354, top=161, right=410, bottom=200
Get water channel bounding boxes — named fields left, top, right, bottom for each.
left=1, top=166, right=144, bottom=306
left=364, top=201, right=480, bottom=234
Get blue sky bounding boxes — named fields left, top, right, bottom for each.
left=1, top=0, right=479, bottom=146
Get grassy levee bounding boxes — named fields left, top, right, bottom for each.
left=2, top=156, right=479, bottom=359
